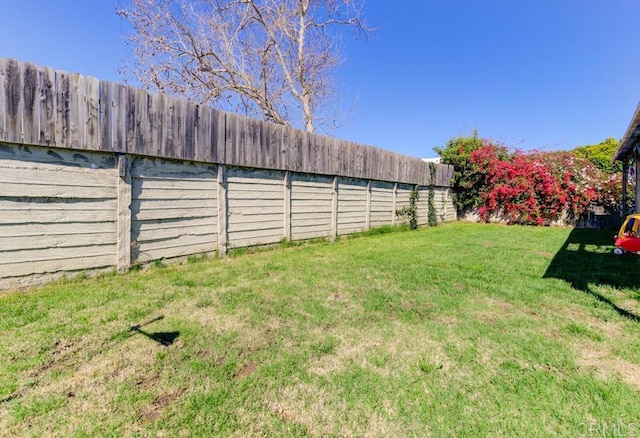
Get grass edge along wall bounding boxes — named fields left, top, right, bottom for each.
left=0, top=59, right=455, bottom=290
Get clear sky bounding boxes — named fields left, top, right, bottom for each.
left=1, top=0, right=639, bottom=159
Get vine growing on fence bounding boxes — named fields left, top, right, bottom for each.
left=396, top=185, right=420, bottom=229
left=428, top=163, right=438, bottom=226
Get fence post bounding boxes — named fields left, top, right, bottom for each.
left=331, top=176, right=338, bottom=241
left=284, top=171, right=291, bottom=241
left=217, top=164, right=228, bottom=256
left=116, top=154, right=131, bottom=271
left=366, top=180, right=372, bottom=230
left=392, top=182, right=398, bottom=225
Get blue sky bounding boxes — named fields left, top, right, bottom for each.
left=1, top=1, right=639, bottom=158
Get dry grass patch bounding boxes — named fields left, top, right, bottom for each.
left=266, top=383, right=348, bottom=436
left=575, top=341, right=640, bottom=390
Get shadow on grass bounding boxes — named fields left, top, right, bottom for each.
left=543, top=228, right=640, bottom=322
left=130, top=315, right=179, bottom=347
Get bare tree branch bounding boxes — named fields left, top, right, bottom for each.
left=117, top=0, right=371, bottom=132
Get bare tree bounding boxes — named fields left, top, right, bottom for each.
left=117, top=0, right=370, bottom=132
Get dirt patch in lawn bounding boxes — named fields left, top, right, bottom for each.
left=234, top=361, right=258, bottom=379
left=575, top=341, right=640, bottom=390
left=139, top=391, right=183, bottom=422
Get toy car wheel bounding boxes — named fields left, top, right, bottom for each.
left=614, top=248, right=624, bottom=255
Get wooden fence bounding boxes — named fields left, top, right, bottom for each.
left=0, top=58, right=455, bottom=290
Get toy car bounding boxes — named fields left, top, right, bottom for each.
left=614, top=214, right=640, bottom=254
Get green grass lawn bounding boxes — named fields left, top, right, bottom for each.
left=1, top=222, right=640, bottom=436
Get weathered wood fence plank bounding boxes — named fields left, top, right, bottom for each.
left=0, top=57, right=455, bottom=186
left=22, top=62, right=39, bottom=145
left=68, top=73, right=86, bottom=150
left=39, top=66, right=56, bottom=146
left=5, top=59, right=23, bottom=144
left=54, top=70, right=70, bottom=148
left=86, top=76, right=100, bottom=149
left=113, top=82, right=128, bottom=153
left=194, top=104, right=211, bottom=163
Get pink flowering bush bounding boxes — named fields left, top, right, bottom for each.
left=472, top=148, right=566, bottom=225
left=458, top=142, right=629, bottom=226
left=535, top=151, right=602, bottom=222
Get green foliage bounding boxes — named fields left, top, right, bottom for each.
left=409, top=185, right=419, bottom=230
left=573, top=137, right=621, bottom=174
left=279, top=237, right=299, bottom=248
left=564, top=323, right=603, bottom=342
left=434, top=132, right=508, bottom=216
left=418, top=360, right=443, bottom=374
left=346, top=224, right=409, bottom=239
left=428, top=163, right=438, bottom=226
left=396, top=185, right=420, bottom=230
left=187, top=254, right=208, bottom=264
left=310, top=336, right=340, bottom=356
